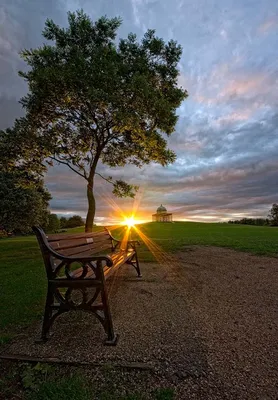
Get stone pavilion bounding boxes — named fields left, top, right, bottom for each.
left=152, top=204, right=173, bottom=222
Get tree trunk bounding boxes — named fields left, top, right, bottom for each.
left=85, top=181, right=96, bottom=232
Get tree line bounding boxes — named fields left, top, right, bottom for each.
left=47, top=214, right=84, bottom=233
left=228, top=204, right=278, bottom=226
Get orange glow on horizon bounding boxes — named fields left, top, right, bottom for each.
left=123, top=216, right=136, bottom=228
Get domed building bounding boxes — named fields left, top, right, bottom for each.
left=152, top=204, right=173, bottom=222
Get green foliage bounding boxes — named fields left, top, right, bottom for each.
left=21, top=363, right=54, bottom=391
left=2, top=10, right=187, bottom=231
left=268, top=203, right=278, bottom=226
left=0, top=335, right=12, bottom=345
left=228, top=218, right=269, bottom=226
left=0, top=172, right=51, bottom=234
left=64, top=215, right=84, bottom=228
left=0, top=118, right=48, bottom=178
left=154, top=388, right=174, bottom=400
left=45, top=213, right=60, bottom=232
left=22, top=368, right=91, bottom=400
left=58, top=215, right=84, bottom=229
left=60, top=216, right=68, bottom=229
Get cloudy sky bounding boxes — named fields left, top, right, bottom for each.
left=1, top=0, right=278, bottom=224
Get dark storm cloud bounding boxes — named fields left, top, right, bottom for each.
left=1, top=0, right=278, bottom=222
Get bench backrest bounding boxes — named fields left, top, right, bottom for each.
left=33, top=226, right=113, bottom=279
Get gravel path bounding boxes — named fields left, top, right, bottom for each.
left=2, top=246, right=278, bottom=399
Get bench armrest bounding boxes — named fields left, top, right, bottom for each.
left=45, top=245, right=114, bottom=268
left=105, top=228, right=120, bottom=243
left=104, top=227, right=140, bottom=248
left=127, top=240, right=140, bottom=247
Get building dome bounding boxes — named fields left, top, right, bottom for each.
left=157, top=204, right=167, bottom=213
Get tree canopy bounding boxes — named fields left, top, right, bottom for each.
left=1, top=10, right=188, bottom=232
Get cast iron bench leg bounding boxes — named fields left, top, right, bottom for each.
left=36, top=285, right=54, bottom=342
left=134, top=252, right=142, bottom=278
left=127, top=252, right=142, bottom=277
left=98, top=261, right=118, bottom=346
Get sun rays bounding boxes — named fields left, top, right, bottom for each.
left=93, top=181, right=178, bottom=273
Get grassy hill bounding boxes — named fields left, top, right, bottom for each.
left=132, top=221, right=278, bottom=259
left=1, top=222, right=277, bottom=343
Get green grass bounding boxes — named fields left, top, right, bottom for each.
left=24, top=375, right=91, bottom=400
left=0, top=236, right=46, bottom=343
left=130, top=222, right=278, bottom=262
left=1, top=222, right=277, bottom=343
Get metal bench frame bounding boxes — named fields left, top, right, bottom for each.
left=33, top=226, right=141, bottom=345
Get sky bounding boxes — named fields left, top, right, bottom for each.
left=1, top=0, right=278, bottom=224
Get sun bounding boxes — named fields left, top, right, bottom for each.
left=124, top=217, right=136, bottom=228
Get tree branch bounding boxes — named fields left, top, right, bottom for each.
left=95, top=172, right=113, bottom=184
left=49, top=156, right=87, bottom=179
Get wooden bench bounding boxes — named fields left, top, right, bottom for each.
left=33, top=226, right=141, bottom=345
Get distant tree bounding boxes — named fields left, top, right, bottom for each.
left=228, top=218, right=269, bottom=226
left=268, top=204, right=278, bottom=226
left=60, top=216, right=68, bottom=229
left=46, top=213, right=60, bottom=232
left=0, top=172, right=51, bottom=234
left=3, top=10, right=187, bottom=232
left=66, top=215, right=84, bottom=228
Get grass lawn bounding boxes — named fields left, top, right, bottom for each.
left=131, top=221, right=278, bottom=261
left=1, top=221, right=277, bottom=343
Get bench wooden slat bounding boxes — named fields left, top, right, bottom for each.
left=56, top=239, right=111, bottom=257
left=49, top=236, right=110, bottom=251
left=88, top=234, right=112, bottom=244
left=61, top=244, right=112, bottom=258
left=57, top=243, right=99, bottom=257
left=48, top=230, right=109, bottom=242
left=49, top=239, right=88, bottom=250
left=48, top=232, right=95, bottom=242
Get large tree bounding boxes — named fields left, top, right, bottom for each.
left=6, top=10, right=188, bottom=232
